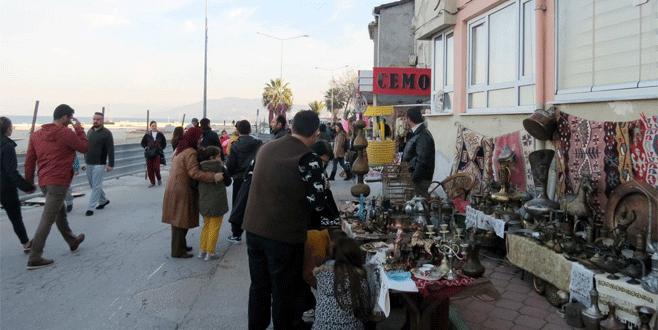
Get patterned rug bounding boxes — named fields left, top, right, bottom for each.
left=630, top=113, right=658, bottom=189
left=554, top=111, right=634, bottom=224
left=451, top=125, right=494, bottom=199
left=491, top=129, right=536, bottom=193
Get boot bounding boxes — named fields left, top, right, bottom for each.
left=328, top=170, right=336, bottom=181
left=344, top=171, right=353, bottom=180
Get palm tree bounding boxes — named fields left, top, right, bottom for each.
left=262, top=78, right=293, bottom=123
left=308, top=100, right=325, bottom=115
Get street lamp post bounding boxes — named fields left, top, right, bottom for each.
left=316, top=65, right=348, bottom=122
left=257, top=32, right=309, bottom=122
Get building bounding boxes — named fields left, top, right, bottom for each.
left=366, top=0, right=657, bottom=181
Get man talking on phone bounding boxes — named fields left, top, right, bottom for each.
left=24, top=104, right=89, bottom=270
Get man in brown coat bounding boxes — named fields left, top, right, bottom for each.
left=242, top=111, right=327, bottom=330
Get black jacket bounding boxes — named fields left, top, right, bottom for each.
left=271, top=127, right=289, bottom=140
left=226, top=135, right=262, bottom=179
left=1, top=135, right=34, bottom=192
left=200, top=126, right=225, bottom=159
left=402, top=123, right=435, bottom=182
left=141, top=131, right=166, bottom=150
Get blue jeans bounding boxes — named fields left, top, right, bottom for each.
left=246, top=232, right=305, bottom=330
left=86, top=165, right=108, bottom=211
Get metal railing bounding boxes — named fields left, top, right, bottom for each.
left=16, top=143, right=174, bottom=202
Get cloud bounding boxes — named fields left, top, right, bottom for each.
left=185, top=20, right=199, bottom=33
left=84, top=11, right=130, bottom=29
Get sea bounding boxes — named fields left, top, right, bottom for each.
left=6, top=115, right=172, bottom=125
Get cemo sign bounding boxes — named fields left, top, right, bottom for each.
left=372, top=67, right=431, bottom=96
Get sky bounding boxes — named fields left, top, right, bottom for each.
left=1, top=0, right=385, bottom=118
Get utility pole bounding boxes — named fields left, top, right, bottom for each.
left=203, top=0, right=208, bottom=118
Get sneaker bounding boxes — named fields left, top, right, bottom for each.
left=197, top=251, right=207, bottom=259
left=227, top=235, right=242, bottom=244
left=70, top=234, right=85, bottom=252
left=204, top=253, right=219, bottom=261
left=96, top=200, right=110, bottom=209
left=158, top=180, right=162, bottom=186
left=85, top=210, right=93, bottom=216
left=27, top=258, right=54, bottom=270
left=66, top=204, right=73, bottom=213
left=148, top=184, right=155, bottom=188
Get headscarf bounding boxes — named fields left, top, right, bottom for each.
left=174, top=127, right=203, bottom=156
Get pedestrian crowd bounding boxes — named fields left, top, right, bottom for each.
left=1, top=105, right=435, bottom=330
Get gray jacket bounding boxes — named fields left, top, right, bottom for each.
left=197, top=160, right=232, bottom=217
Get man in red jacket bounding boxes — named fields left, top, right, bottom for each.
left=24, top=104, right=89, bottom=270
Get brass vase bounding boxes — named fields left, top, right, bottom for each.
left=599, top=302, right=627, bottom=330
left=524, top=150, right=560, bottom=219
left=636, top=306, right=655, bottom=330
left=461, top=233, right=485, bottom=278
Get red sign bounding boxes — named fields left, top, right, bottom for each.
left=372, top=67, right=432, bottom=96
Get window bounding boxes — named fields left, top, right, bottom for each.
left=467, top=0, right=536, bottom=113
left=432, top=30, right=454, bottom=113
left=555, top=0, right=657, bottom=102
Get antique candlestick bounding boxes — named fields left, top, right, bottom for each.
left=524, top=150, right=560, bottom=220
left=350, top=120, right=370, bottom=198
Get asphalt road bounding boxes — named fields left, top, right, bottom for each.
left=1, top=165, right=381, bottom=329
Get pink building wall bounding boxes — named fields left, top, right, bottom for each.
left=451, top=0, right=556, bottom=114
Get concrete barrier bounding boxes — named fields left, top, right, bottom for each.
left=16, top=143, right=174, bottom=202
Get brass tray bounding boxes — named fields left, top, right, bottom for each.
left=603, top=180, right=658, bottom=247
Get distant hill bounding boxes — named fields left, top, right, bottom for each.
left=100, top=98, right=307, bottom=124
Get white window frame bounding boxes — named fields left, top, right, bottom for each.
left=431, top=29, right=454, bottom=114
left=466, top=0, right=536, bottom=114
left=553, top=0, right=658, bottom=104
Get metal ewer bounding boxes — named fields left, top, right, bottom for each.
left=524, top=149, right=560, bottom=219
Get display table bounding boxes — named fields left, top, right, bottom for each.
left=506, top=233, right=658, bottom=327
left=506, top=233, right=573, bottom=292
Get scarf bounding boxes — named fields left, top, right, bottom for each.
left=174, top=127, right=203, bottom=156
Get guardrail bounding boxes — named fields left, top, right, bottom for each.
left=16, top=143, right=174, bottom=202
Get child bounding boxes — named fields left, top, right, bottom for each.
left=312, top=236, right=371, bottom=330
left=196, top=146, right=232, bottom=260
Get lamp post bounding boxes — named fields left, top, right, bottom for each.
left=316, top=65, right=348, bottom=122
left=203, top=0, right=208, bottom=118
left=257, top=32, right=309, bottom=122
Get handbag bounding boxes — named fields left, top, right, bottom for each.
left=144, top=147, right=158, bottom=158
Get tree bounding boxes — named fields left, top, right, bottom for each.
left=322, top=70, right=358, bottom=122
left=262, top=78, right=293, bottom=123
left=308, top=100, right=325, bottom=115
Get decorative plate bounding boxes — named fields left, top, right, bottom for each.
left=603, top=180, right=658, bottom=247
left=410, top=268, right=443, bottom=281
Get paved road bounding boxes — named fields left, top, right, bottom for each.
left=1, top=165, right=380, bottom=329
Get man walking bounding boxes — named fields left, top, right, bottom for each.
left=24, top=104, right=88, bottom=270
left=82, top=112, right=114, bottom=216
left=269, top=114, right=289, bottom=140
left=226, top=120, right=262, bottom=243
left=242, top=110, right=327, bottom=330
left=402, top=106, right=435, bottom=197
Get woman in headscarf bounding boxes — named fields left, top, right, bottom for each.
left=161, top=127, right=224, bottom=258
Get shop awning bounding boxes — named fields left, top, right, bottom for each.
left=364, top=106, right=394, bottom=116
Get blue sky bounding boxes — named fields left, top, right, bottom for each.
left=1, top=0, right=385, bottom=117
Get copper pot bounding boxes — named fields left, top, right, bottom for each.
left=523, top=108, right=557, bottom=141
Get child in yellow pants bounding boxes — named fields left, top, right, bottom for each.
left=196, top=146, right=232, bottom=260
